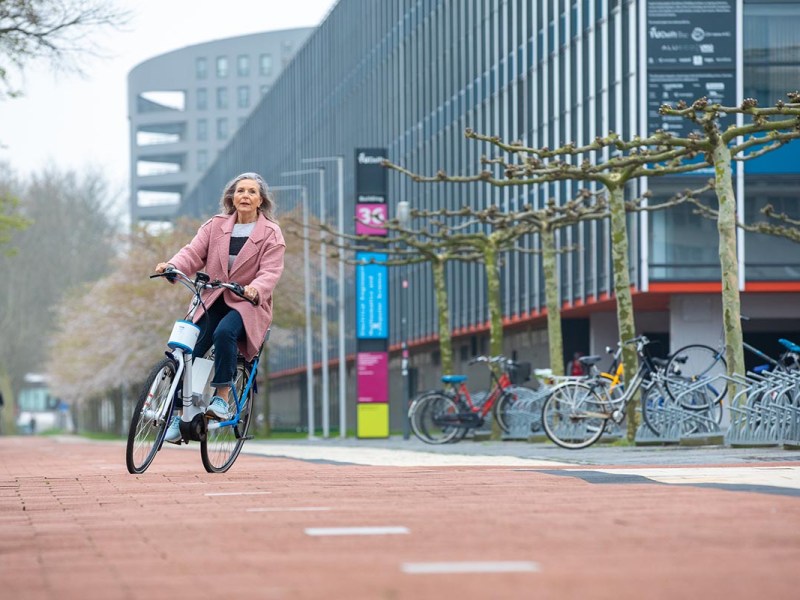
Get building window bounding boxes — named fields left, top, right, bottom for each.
left=197, top=119, right=207, bottom=141
left=217, top=118, right=228, bottom=140
left=259, top=53, right=272, bottom=76
left=196, top=87, right=207, bottom=110
left=195, top=57, right=207, bottom=79
left=237, top=54, right=250, bottom=77
left=237, top=86, right=250, bottom=109
left=216, top=56, right=228, bottom=78
left=197, top=149, right=208, bottom=171
left=216, top=87, right=228, bottom=109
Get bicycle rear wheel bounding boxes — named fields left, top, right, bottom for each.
left=641, top=382, right=672, bottom=436
left=201, top=361, right=253, bottom=473
left=541, top=382, right=609, bottom=449
left=126, top=358, right=175, bottom=474
left=665, top=344, right=727, bottom=407
left=409, top=392, right=461, bottom=444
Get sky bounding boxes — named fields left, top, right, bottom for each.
left=0, top=0, right=338, bottom=197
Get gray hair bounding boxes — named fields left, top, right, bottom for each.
left=220, top=172, right=275, bottom=220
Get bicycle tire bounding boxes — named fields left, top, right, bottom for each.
left=201, top=361, right=253, bottom=473
left=408, top=392, right=461, bottom=444
left=126, top=358, right=175, bottom=474
left=664, top=344, right=727, bottom=407
left=641, top=383, right=671, bottom=436
left=541, top=382, right=609, bottom=449
left=492, top=389, right=518, bottom=433
left=449, top=398, right=471, bottom=443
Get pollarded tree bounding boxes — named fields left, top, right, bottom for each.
left=660, top=95, right=800, bottom=383
left=385, top=131, right=710, bottom=437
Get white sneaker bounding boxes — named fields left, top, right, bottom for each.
left=164, top=416, right=182, bottom=444
left=206, top=396, right=232, bottom=420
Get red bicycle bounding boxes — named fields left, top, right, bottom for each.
left=408, top=355, right=531, bottom=444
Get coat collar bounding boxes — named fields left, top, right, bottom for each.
left=218, top=213, right=270, bottom=276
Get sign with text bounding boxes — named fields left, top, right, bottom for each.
left=355, top=203, right=388, bottom=235
left=355, top=148, right=390, bottom=438
left=356, top=252, right=388, bottom=339
left=356, top=351, right=389, bottom=403
left=646, top=0, right=737, bottom=137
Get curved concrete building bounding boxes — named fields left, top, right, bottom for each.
left=127, top=28, right=313, bottom=224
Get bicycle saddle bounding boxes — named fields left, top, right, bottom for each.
left=578, top=355, right=602, bottom=366
left=779, top=338, right=800, bottom=353
left=441, top=375, right=467, bottom=384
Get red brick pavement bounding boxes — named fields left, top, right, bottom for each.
left=1, top=437, right=798, bottom=600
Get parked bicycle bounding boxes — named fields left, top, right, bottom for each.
left=125, top=268, right=265, bottom=474
left=663, top=328, right=800, bottom=411
left=541, top=335, right=713, bottom=448
left=408, top=356, right=532, bottom=444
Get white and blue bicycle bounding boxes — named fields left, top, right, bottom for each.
left=125, top=267, right=266, bottom=474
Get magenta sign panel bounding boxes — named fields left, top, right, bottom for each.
left=355, top=203, right=388, bottom=235
left=356, top=351, right=388, bottom=403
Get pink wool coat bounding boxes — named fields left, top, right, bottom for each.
left=168, top=212, right=285, bottom=361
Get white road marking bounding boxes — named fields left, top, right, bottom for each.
left=205, top=491, right=272, bottom=496
left=402, top=561, right=539, bottom=574
left=305, top=526, right=409, bottom=536
left=247, top=506, right=331, bottom=512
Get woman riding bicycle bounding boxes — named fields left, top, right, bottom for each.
left=154, top=172, right=285, bottom=443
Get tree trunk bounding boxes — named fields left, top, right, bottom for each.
left=607, top=184, right=639, bottom=440
left=483, top=240, right=504, bottom=359
left=432, top=259, right=454, bottom=375
left=541, top=227, right=565, bottom=376
left=713, top=140, right=745, bottom=397
left=482, top=240, right=504, bottom=441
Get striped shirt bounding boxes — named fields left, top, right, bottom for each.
left=228, top=222, right=256, bottom=271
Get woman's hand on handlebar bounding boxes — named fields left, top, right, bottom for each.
left=154, top=262, right=173, bottom=274
left=243, top=285, right=259, bottom=304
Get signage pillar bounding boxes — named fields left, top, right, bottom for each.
left=354, top=148, right=390, bottom=438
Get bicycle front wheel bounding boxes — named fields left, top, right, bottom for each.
left=665, top=344, right=727, bottom=407
left=541, top=382, right=609, bottom=449
left=201, top=361, right=254, bottom=473
left=409, top=392, right=461, bottom=444
left=126, top=358, right=175, bottom=474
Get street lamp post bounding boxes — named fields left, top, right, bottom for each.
left=396, top=200, right=411, bottom=440
left=282, top=168, right=330, bottom=438
left=270, top=184, right=314, bottom=440
left=302, top=156, right=347, bottom=438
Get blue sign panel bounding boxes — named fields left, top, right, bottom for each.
left=356, top=252, right=388, bottom=339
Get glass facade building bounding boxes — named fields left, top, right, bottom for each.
left=178, top=0, right=800, bottom=430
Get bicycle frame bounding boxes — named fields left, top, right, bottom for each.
left=206, top=354, right=260, bottom=435
left=447, top=368, right=512, bottom=417
left=580, top=339, right=661, bottom=419
left=150, top=268, right=258, bottom=436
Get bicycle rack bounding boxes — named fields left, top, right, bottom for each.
left=725, top=370, right=800, bottom=448
left=503, top=386, right=550, bottom=440
left=635, top=374, right=725, bottom=446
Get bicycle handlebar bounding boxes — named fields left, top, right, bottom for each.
left=151, top=268, right=257, bottom=305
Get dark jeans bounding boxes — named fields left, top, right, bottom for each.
left=194, top=299, right=245, bottom=388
